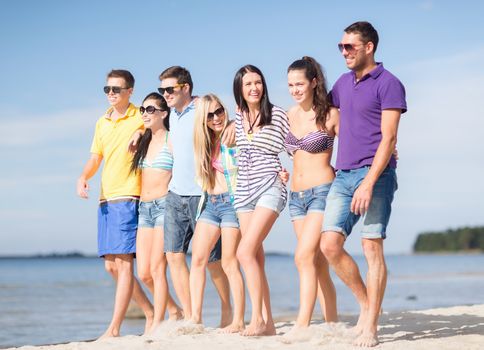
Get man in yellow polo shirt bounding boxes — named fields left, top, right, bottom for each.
left=76, top=70, right=153, bottom=338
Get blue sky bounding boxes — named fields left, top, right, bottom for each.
left=1, top=0, right=483, bottom=255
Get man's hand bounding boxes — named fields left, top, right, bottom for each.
left=221, top=120, right=236, bottom=146
left=77, top=177, right=89, bottom=199
left=278, top=168, right=290, bottom=185
left=351, top=179, right=374, bottom=216
left=128, top=130, right=143, bottom=153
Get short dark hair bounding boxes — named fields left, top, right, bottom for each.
left=107, top=69, right=135, bottom=88
left=159, top=66, right=193, bottom=94
left=344, top=21, right=379, bottom=53
left=233, top=65, right=273, bottom=127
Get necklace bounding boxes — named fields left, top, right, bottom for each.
left=246, top=112, right=260, bottom=134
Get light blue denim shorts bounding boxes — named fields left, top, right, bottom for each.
left=138, top=196, right=166, bottom=229
left=322, top=166, right=398, bottom=239
left=164, top=191, right=221, bottom=262
left=236, top=179, right=286, bottom=215
left=288, top=182, right=332, bottom=221
left=198, top=192, right=239, bottom=228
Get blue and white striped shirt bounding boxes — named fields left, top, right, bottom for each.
left=234, top=106, right=289, bottom=209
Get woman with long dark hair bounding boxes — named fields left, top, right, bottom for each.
left=233, top=65, right=289, bottom=336
left=284, top=56, right=339, bottom=339
left=131, top=92, right=182, bottom=333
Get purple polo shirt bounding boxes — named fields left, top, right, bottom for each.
left=330, top=63, right=407, bottom=170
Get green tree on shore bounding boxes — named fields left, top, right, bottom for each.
left=413, top=226, right=484, bottom=252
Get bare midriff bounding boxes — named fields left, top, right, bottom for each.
left=291, top=149, right=335, bottom=192
left=140, top=168, right=171, bottom=201
left=207, top=170, right=229, bottom=195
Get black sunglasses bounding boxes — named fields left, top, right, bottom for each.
left=207, top=107, right=225, bottom=121
left=140, top=105, right=164, bottom=114
left=158, top=83, right=185, bottom=95
left=103, top=86, right=129, bottom=94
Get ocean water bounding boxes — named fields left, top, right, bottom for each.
left=1, top=253, right=483, bottom=348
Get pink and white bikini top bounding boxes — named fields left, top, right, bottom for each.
left=285, top=129, right=334, bottom=156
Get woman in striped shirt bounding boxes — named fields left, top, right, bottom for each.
left=233, top=65, right=289, bottom=336
left=283, top=57, right=339, bottom=340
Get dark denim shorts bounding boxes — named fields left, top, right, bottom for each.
left=164, top=191, right=221, bottom=262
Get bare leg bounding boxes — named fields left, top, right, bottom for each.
left=149, top=226, right=182, bottom=331
left=207, top=260, right=232, bottom=327
left=259, top=246, right=276, bottom=335
left=320, top=232, right=368, bottom=335
left=315, top=250, right=338, bottom=322
left=237, top=208, right=278, bottom=336
left=166, top=252, right=191, bottom=319
left=136, top=227, right=156, bottom=333
left=220, top=227, right=245, bottom=333
left=189, top=222, right=222, bottom=324
left=353, top=238, right=386, bottom=347
left=100, top=254, right=135, bottom=338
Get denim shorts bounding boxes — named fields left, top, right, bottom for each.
left=236, top=179, right=286, bottom=214
left=288, top=182, right=332, bottom=221
left=164, top=191, right=221, bottom=262
left=138, top=196, right=166, bottom=228
left=322, top=166, right=398, bottom=239
left=198, top=192, right=239, bottom=228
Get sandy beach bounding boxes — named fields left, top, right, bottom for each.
left=9, top=304, right=484, bottom=350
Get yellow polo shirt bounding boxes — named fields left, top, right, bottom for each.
left=90, top=103, right=143, bottom=201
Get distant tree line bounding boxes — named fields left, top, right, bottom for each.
left=413, top=226, right=484, bottom=252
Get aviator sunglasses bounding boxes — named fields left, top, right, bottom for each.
left=103, top=86, right=129, bottom=94
left=207, top=106, right=225, bottom=121
left=158, top=83, right=185, bottom=95
left=337, top=43, right=364, bottom=53
left=140, top=105, right=164, bottom=114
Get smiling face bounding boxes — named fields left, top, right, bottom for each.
left=242, top=72, right=264, bottom=106
left=105, top=77, right=132, bottom=107
left=159, top=77, right=189, bottom=110
left=141, top=98, right=166, bottom=130
left=287, top=69, right=315, bottom=105
left=206, top=100, right=226, bottom=134
left=340, top=32, right=371, bottom=72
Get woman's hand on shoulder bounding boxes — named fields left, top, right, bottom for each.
left=221, top=120, right=236, bottom=146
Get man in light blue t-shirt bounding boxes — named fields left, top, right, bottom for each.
left=158, top=66, right=232, bottom=325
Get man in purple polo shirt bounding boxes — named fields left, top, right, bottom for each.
left=321, top=21, right=406, bottom=347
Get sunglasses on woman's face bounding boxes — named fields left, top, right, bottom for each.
left=207, top=107, right=225, bottom=121
left=140, top=105, right=164, bottom=114
left=103, top=86, right=128, bottom=94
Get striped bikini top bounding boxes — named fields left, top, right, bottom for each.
left=140, top=132, right=173, bottom=171
left=285, top=129, right=334, bottom=156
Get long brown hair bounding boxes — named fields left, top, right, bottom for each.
left=287, top=56, right=330, bottom=130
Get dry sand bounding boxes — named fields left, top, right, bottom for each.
left=10, top=304, right=484, bottom=350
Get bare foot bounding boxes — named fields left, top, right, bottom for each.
left=144, top=314, right=154, bottom=335
left=219, top=308, right=233, bottom=328
left=263, top=321, right=276, bottom=336
left=97, top=329, right=119, bottom=340
left=169, top=307, right=184, bottom=321
left=147, top=321, right=162, bottom=335
left=280, top=325, right=313, bottom=343
left=353, top=331, right=379, bottom=347
left=241, top=320, right=266, bottom=336
left=220, top=321, right=245, bottom=334
left=350, top=307, right=368, bottom=337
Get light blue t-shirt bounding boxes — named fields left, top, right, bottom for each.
left=169, top=99, right=202, bottom=196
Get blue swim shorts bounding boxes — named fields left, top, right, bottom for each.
left=97, top=198, right=139, bottom=257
